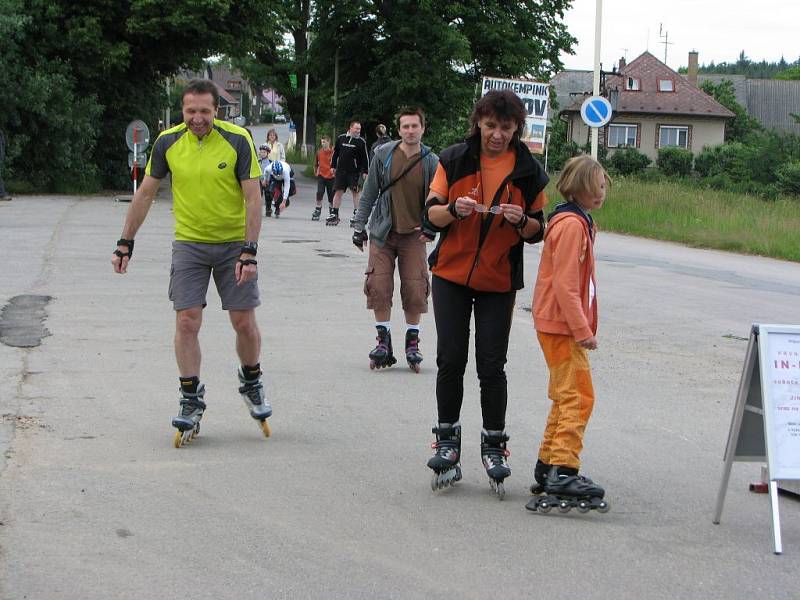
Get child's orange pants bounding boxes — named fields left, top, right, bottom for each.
left=536, top=332, right=595, bottom=469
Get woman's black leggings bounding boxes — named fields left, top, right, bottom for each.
left=432, top=275, right=516, bottom=431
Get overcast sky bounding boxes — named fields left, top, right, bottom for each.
left=559, top=0, right=800, bottom=72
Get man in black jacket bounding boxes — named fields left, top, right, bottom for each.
left=326, top=120, right=369, bottom=226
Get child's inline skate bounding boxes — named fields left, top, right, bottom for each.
left=481, top=430, right=511, bottom=499
left=311, top=206, right=322, bottom=221
left=405, top=329, right=423, bottom=373
left=369, top=326, right=396, bottom=369
left=237, top=367, right=272, bottom=437
left=428, top=423, right=462, bottom=491
left=526, top=465, right=609, bottom=514
left=172, top=384, right=206, bottom=448
left=528, top=459, right=551, bottom=495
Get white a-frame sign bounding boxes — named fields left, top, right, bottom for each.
left=713, top=324, right=800, bottom=554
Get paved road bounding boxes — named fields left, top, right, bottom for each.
left=1, top=175, right=799, bottom=599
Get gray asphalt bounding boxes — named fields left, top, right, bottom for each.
left=1, top=173, right=799, bottom=599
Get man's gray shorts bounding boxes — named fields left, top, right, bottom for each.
left=169, top=241, right=260, bottom=311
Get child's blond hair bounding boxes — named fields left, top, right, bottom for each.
left=557, top=155, right=611, bottom=202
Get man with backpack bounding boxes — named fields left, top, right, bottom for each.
left=351, top=107, right=439, bottom=372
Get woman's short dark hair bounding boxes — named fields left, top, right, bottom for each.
left=182, top=79, right=220, bottom=109
left=468, top=90, right=526, bottom=142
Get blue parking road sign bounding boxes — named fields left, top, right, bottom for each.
left=580, top=96, right=613, bottom=128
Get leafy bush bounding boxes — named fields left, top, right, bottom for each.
left=776, top=161, right=800, bottom=196
left=694, top=143, right=752, bottom=181
left=657, top=147, right=693, bottom=177
left=607, top=147, right=651, bottom=175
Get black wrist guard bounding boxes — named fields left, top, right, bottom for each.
left=238, top=258, right=257, bottom=267
left=514, top=214, right=529, bottom=230
left=114, top=238, right=134, bottom=258
left=352, top=229, right=368, bottom=249
left=241, top=242, right=258, bottom=256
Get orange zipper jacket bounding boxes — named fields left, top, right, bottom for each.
left=533, top=203, right=597, bottom=341
left=424, top=134, right=548, bottom=292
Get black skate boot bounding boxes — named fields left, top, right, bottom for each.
left=428, top=423, right=462, bottom=491
left=273, top=199, right=281, bottom=218
left=529, top=459, right=552, bottom=495
left=349, top=208, right=357, bottom=228
left=526, top=465, right=609, bottom=514
left=481, top=430, right=511, bottom=499
left=238, top=367, right=272, bottom=437
left=311, top=206, right=322, bottom=221
left=326, top=208, right=340, bottom=226
left=405, top=329, right=423, bottom=373
left=171, top=384, right=207, bottom=448
left=368, top=326, right=397, bottom=369
left=264, top=203, right=272, bottom=217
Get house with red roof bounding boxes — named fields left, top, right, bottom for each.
left=561, top=51, right=735, bottom=161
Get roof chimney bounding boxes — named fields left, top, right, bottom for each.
left=619, top=56, right=626, bottom=71
left=687, top=51, right=699, bottom=86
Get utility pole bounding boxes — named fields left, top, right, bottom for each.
left=333, top=48, right=339, bottom=138
left=590, top=0, right=603, bottom=160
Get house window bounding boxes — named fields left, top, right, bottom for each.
left=625, top=77, right=640, bottom=91
left=608, top=124, right=638, bottom=148
left=658, top=79, right=674, bottom=92
left=658, top=125, right=690, bottom=149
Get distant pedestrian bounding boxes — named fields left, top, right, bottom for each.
left=312, top=136, right=335, bottom=221
left=525, top=155, right=610, bottom=514
left=266, top=129, right=285, bottom=162
left=370, top=124, right=392, bottom=161
left=258, top=144, right=273, bottom=216
left=327, top=120, right=369, bottom=226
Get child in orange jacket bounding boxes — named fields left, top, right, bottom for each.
left=526, top=155, right=611, bottom=514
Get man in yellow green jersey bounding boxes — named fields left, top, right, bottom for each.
left=111, top=79, right=272, bottom=446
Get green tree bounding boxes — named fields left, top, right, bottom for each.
left=700, top=79, right=761, bottom=143
left=775, top=66, right=800, bottom=80
left=1, top=0, right=278, bottom=191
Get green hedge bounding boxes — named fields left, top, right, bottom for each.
left=657, top=147, right=693, bottom=177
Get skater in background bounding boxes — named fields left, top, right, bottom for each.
left=327, top=120, right=370, bottom=226
left=370, top=123, right=392, bottom=161
left=110, top=79, right=272, bottom=447
left=313, top=136, right=335, bottom=221
left=351, top=107, right=439, bottom=373
left=258, top=144, right=273, bottom=216
left=267, top=159, right=295, bottom=218
left=265, top=128, right=285, bottom=162
left=421, top=90, right=549, bottom=497
left=525, top=155, right=609, bottom=513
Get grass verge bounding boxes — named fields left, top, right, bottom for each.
left=545, top=176, right=800, bottom=262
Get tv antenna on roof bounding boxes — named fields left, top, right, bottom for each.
left=659, top=23, right=674, bottom=65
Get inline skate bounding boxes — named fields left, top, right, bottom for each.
left=311, top=206, right=322, bottom=221
left=525, top=465, right=609, bottom=514
left=428, top=424, right=462, bottom=491
left=405, top=329, right=423, bottom=373
left=368, top=326, right=396, bottom=369
left=481, top=430, right=511, bottom=499
left=172, top=384, right=206, bottom=448
left=529, top=459, right=551, bottom=495
left=237, top=367, right=272, bottom=437
left=325, top=212, right=340, bottom=226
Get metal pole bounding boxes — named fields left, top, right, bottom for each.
left=544, top=132, right=550, bottom=173
left=769, top=481, right=783, bottom=554
left=591, top=0, right=603, bottom=160
left=302, top=73, right=309, bottom=158
left=333, top=48, right=339, bottom=138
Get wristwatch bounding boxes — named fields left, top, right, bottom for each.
left=241, top=241, right=258, bottom=256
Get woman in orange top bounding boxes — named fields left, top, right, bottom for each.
left=421, top=90, right=549, bottom=497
